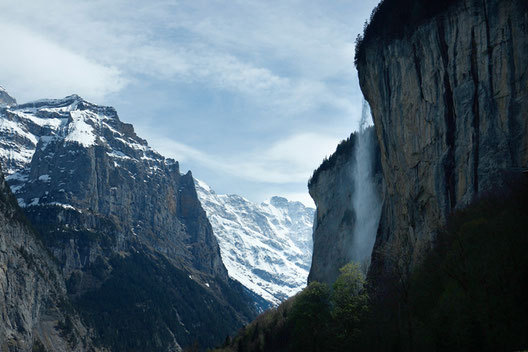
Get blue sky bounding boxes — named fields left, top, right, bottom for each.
left=0, top=0, right=379, bottom=206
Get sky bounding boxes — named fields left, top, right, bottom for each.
left=0, top=0, right=379, bottom=207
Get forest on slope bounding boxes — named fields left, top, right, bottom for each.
left=214, top=0, right=528, bottom=349
left=215, top=174, right=528, bottom=352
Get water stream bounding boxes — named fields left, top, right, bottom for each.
left=351, top=100, right=382, bottom=269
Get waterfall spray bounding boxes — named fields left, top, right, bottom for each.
left=351, top=100, right=382, bottom=269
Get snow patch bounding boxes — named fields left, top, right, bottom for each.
left=65, top=111, right=96, bottom=147
left=38, top=174, right=50, bottom=182
left=48, top=202, right=80, bottom=212
left=27, top=197, right=40, bottom=207
left=0, top=118, right=38, bottom=145
left=107, top=150, right=132, bottom=160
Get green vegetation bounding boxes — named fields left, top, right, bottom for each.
left=75, top=252, right=254, bottom=351
left=308, top=126, right=380, bottom=188
left=354, top=0, right=460, bottom=67
left=308, top=132, right=357, bottom=187
left=24, top=205, right=118, bottom=250
left=218, top=176, right=528, bottom=351
left=403, top=176, right=527, bottom=351
left=216, top=263, right=368, bottom=352
left=330, top=263, right=368, bottom=348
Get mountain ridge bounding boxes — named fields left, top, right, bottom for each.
left=0, top=90, right=258, bottom=350
left=195, top=178, right=314, bottom=306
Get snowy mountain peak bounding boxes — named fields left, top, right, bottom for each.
left=195, top=179, right=314, bottom=305
left=269, top=196, right=288, bottom=207
left=17, top=94, right=118, bottom=120
left=0, top=95, right=175, bottom=208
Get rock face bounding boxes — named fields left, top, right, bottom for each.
left=195, top=179, right=314, bottom=306
left=0, top=94, right=257, bottom=350
left=0, top=87, right=16, bottom=107
left=0, top=170, right=96, bottom=352
left=357, top=0, right=528, bottom=280
left=307, top=128, right=382, bottom=285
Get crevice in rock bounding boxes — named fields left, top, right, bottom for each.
left=482, top=0, right=494, bottom=93
left=470, top=29, right=480, bottom=196
left=452, top=20, right=459, bottom=88
left=506, top=18, right=519, bottom=166
left=384, top=68, right=392, bottom=103
left=412, top=44, right=424, bottom=100
left=438, top=20, right=457, bottom=212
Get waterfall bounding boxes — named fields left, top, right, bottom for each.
left=351, top=100, right=382, bottom=269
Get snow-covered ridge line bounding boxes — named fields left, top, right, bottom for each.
left=195, top=178, right=314, bottom=305
left=0, top=89, right=313, bottom=308
left=1, top=94, right=168, bottom=166
left=0, top=92, right=182, bottom=208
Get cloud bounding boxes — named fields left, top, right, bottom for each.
left=0, top=0, right=380, bottom=205
left=0, top=0, right=374, bottom=116
left=149, top=131, right=342, bottom=184
left=0, top=23, right=127, bottom=103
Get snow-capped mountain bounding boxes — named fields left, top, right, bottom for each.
left=0, top=91, right=259, bottom=349
left=0, top=94, right=178, bottom=208
left=195, top=179, right=315, bottom=305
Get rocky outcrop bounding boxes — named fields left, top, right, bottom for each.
left=357, top=0, right=528, bottom=280
left=0, top=170, right=96, bottom=352
left=0, top=87, right=16, bottom=107
left=1, top=94, right=227, bottom=279
left=307, top=128, right=382, bottom=285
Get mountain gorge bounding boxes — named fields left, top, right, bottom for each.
left=217, top=0, right=528, bottom=350
left=1, top=0, right=527, bottom=349
left=195, top=179, right=314, bottom=306
left=0, top=92, right=259, bottom=351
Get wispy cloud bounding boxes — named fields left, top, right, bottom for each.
left=0, top=22, right=127, bottom=102
left=149, top=132, right=341, bottom=184
left=0, top=0, right=379, bottom=204
left=0, top=0, right=373, bottom=115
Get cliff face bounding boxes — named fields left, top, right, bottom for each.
left=0, top=87, right=16, bottom=107
left=0, top=94, right=257, bottom=350
left=357, top=0, right=528, bottom=279
left=0, top=171, right=95, bottom=352
left=308, top=128, right=382, bottom=285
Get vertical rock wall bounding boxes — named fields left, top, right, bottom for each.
left=308, top=128, right=382, bottom=285
left=0, top=171, right=94, bottom=352
left=357, top=0, right=528, bottom=279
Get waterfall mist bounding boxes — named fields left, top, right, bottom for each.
left=351, top=100, right=382, bottom=269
